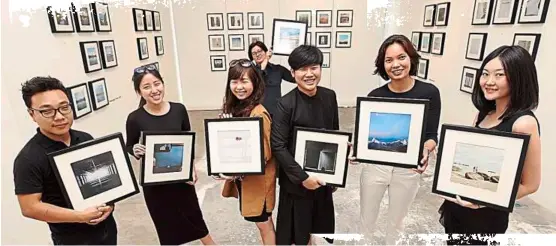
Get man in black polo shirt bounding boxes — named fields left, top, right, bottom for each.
left=13, top=76, right=117, bottom=245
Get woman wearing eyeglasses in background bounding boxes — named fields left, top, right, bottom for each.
left=215, top=59, right=277, bottom=245
left=124, top=65, right=217, bottom=245
left=248, top=41, right=295, bottom=117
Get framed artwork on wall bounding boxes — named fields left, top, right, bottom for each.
left=71, top=3, right=95, bottom=32
left=335, top=31, right=352, bottom=48
left=460, top=66, right=478, bottom=94
left=153, top=11, right=161, bottom=31
left=79, top=41, right=102, bottom=73
left=248, top=33, right=264, bottom=44
left=47, top=5, right=75, bottom=33
left=208, top=34, right=225, bottom=51
left=492, top=0, right=519, bottom=24
left=87, top=78, right=109, bottom=110
left=210, top=55, right=226, bottom=71
left=435, top=2, right=450, bottom=26
left=466, top=33, right=488, bottom=60
left=98, top=40, right=118, bottom=68
left=247, top=12, right=264, bottom=29
left=411, top=32, right=421, bottom=49
left=207, top=13, right=224, bottom=30
left=417, top=58, right=429, bottom=79
left=316, top=10, right=332, bottom=27
left=513, top=33, right=541, bottom=61
left=315, top=32, right=332, bottom=48
left=155, top=36, right=164, bottom=56
left=133, top=8, right=145, bottom=31
left=518, top=0, right=551, bottom=23
left=306, top=32, right=312, bottom=45
left=67, top=83, right=93, bottom=119
left=228, top=34, right=245, bottom=51
left=322, top=52, right=330, bottom=68
left=145, top=10, right=154, bottom=31
left=296, top=10, right=312, bottom=27
left=419, top=32, right=431, bottom=53
left=91, top=1, right=112, bottom=32
left=227, top=12, right=244, bottom=30
left=472, top=0, right=494, bottom=25
left=271, top=19, right=308, bottom=56
left=431, top=32, right=446, bottom=55
left=137, top=37, right=149, bottom=60
left=423, top=4, right=436, bottom=26
left=337, top=10, right=353, bottom=27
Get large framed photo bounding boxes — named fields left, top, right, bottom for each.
left=98, top=40, right=118, bottom=68
left=293, top=127, right=352, bottom=188
left=67, top=83, right=92, bottom=119
left=353, top=97, right=429, bottom=168
left=423, top=4, right=436, bottom=26
left=91, top=1, right=112, bottom=32
left=460, top=66, right=478, bottom=94
left=207, top=13, right=224, bottom=30
left=87, top=78, right=109, bottom=110
left=137, top=37, right=149, bottom=60
left=247, top=12, right=264, bottom=29
left=204, top=118, right=265, bottom=176
left=472, top=0, right=494, bottom=25
left=72, top=3, right=95, bottom=32
left=79, top=41, right=102, bottom=73
left=492, top=0, right=519, bottom=24
left=47, top=5, right=75, bottom=33
left=140, top=131, right=195, bottom=186
left=431, top=32, right=446, bottom=55
left=271, top=19, right=308, bottom=56
left=513, top=33, right=541, bottom=61
left=435, top=2, right=450, bottom=26
left=518, top=0, right=551, bottom=23
left=465, top=33, right=487, bottom=61
left=47, top=133, right=140, bottom=211
left=432, top=124, right=530, bottom=212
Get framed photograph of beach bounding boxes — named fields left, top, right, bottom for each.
left=432, top=124, right=530, bottom=212
left=271, top=19, right=308, bottom=56
left=67, top=83, right=92, bottom=119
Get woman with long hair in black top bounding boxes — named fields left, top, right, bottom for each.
left=438, top=45, right=541, bottom=237
left=125, top=64, right=216, bottom=245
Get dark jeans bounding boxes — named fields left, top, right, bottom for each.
left=51, top=219, right=117, bottom=245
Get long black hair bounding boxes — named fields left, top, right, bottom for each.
left=132, top=65, right=164, bottom=108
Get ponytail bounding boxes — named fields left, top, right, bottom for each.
left=138, top=97, right=146, bottom=108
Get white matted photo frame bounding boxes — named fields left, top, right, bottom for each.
left=316, top=32, right=332, bottom=48
left=306, top=32, right=312, bottom=45
left=420, top=32, right=432, bottom=53
left=431, top=32, right=446, bottom=55
left=140, top=131, right=195, bottom=186
left=247, top=12, right=264, bottom=29
left=423, top=4, right=436, bottom=26
left=204, top=117, right=265, bottom=176
left=207, top=13, right=224, bottom=30
left=271, top=19, right=308, bottom=56
left=209, top=34, right=225, bottom=51
left=228, top=34, right=245, bottom=51
left=71, top=3, right=94, bottom=32
left=153, top=11, right=161, bottom=31
left=335, top=31, right=352, bottom=48
left=492, top=0, right=519, bottom=24
left=513, top=33, right=541, bottom=61
left=144, top=10, right=154, bottom=31
left=79, top=41, right=102, bottom=73
left=99, top=40, right=118, bottom=68
left=137, top=37, right=149, bottom=60
left=47, top=133, right=140, bottom=211
left=296, top=10, right=312, bottom=27
left=518, top=0, right=551, bottom=23
left=155, top=36, right=164, bottom=56
left=248, top=33, right=264, bottom=44
left=417, top=58, right=429, bottom=79
left=322, top=52, right=330, bottom=68
left=460, top=66, right=478, bottom=94
left=336, top=9, right=353, bottom=27
left=435, top=2, right=450, bottom=26
left=133, top=8, right=145, bottom=31
left=47, top=5, right=75, bottom=33
left=227, top=12, right=244, bottom=30
left=432, top=124, right=530, bottom=212
left=353, top=96, right=430, bottom=168
left=210, top=55, right=226, bottom=72
left=87, top=78, right=109, bottom=110
left=293, top=127, right=352, bottom=188
left=67, top=83, right=93, bottom=119
left=91, top=1, right=112, bottom=32
left=411, top=32, right=421, bottom=50
left=466, top=33, right=488, bottom=61
left=316, top=10, right=332, bottom=27
left=472, top=0, right=494, bottom=25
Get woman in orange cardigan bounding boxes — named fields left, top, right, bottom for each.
left=215, top=58, right=276, bottom=245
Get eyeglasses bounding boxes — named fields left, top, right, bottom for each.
left=229, top=59, right=253, bottom=68
left=29, top=104, right=73, bottom=118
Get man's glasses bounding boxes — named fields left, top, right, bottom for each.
left=29, top=104, right=73, bottom=118
left=229, top=59, right=253, bottom=68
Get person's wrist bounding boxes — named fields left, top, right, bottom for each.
left=74, top=210, right=86, bottom=223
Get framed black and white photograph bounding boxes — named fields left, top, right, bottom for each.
left=431, top=32, right=446, bottom=55
left=204, top=118, right=265, bottom=176
left=435, top=2, right=450, bottom=26
left=227, top=12, right=244, bottom=30
left=335, top=31, right=352, bottom=48
left=493, top=0, right=519, bottom=24
left=248, top=33, right=264, bottom=44
left=316, top=10, right=332, bottom=27
left=293, top=127, right=352, bottom=188
left=228, top=34, right=245, bottom=51
left=87, top=78, right=109, bottom=110
left=91, top=1, right=111, bottom=32
left=155, top=36, right=164, bottom=56
left=353, top=96, right=430, bottom=168
left=423, top=4, right=436, bottom=26
left=518, top=0, right=551, bottom=23
left=411, top=32, right=421, bottom=49
left=420, top=32, right=432, bottom=53
left=316, top=32, right=332, bottom=48
left=472, top=0, right=494, bottom=25
left=271, top=19, right=308, bottom=56
left=67, top=83, right=92, bottom=119
left=99, top=40, right=118, bottom=68
left=210, top=55, right=226, bottom=72
left=417, top=58, right=429, bottom=79
left=209, top=34, right=225, bottom=51
left=79, top=41, right=102, bottom=73
left=71, top=3, right=94, bottom=32
left=47, top=5, right=74, bottom=33
left=296, top=10, right=312, bottom=27
left=432, top=124, right=530, bottom=212
left=144, top=10, right=154, bottom=31
left=513, top=33, right=541, bottom=61
left=153, top=11, right=161, bottom=31
left=137, top=37, right=149, bottom=60
left=336, top=9, right=353, bottom=27
left=47, top=133, right=140, bottom=211
left=133, top=8, right=145, bottom=31
left=466, top=33, right=488, bottom=60
left=460, top=66, right=478, bottom=94
left=322, top=52, right=330, bottom=68
left=207, top=13, right=224, bottom=30
left=140, top=131, right=195, bottom=186
left=247, top=12, right=264, bottom=29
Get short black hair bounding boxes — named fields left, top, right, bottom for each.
left=472, top=45, right=540, bottom=120
left=373, top=34, right=420, bottom=81
left=288, top=45, right=323, bottom=70
left=248, top=41, right=268, bottom=61
left=21, top=76, right=68, bottom=108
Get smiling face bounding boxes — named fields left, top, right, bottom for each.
left=139, top=73, right=165, bottom=105
left=480, top=57, right=510, bottom=101
left=292, top=64, right=321, bottom=95
left=250, top=45, right=266, bottom=64
left=384, top=43, right=411, bottom=81
left=230, top=73, right=254, bottom=100
left=29, top=89, right=73, bottom=136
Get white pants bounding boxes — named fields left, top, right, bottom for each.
left=360, top=164, right=421, bottom=245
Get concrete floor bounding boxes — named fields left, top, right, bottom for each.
left=113, top=108, right=556, bottom=245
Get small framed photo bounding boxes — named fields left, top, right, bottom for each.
left=144, top=10, right=154, bottom=31
left=293, top=127, right=352, bottom=188
left=432, top=124, right=530, bottom=212
left=247, top=12, right=264, bottom=29
left=47, top=5, right=74, bottom=33
left=137, top=37, right=149, bottom=60
left=465, top=33, right=488, bottom=61
left=316, top=32, right=332, bottom=48
left=91, top=1, right=112, bottom=32
left=71, top=3, right=94, bottom=32
left=431, top=32, right=446, bottom=55
left=228, top=34, right=245, bottom=51
left=435, top=2, right=450, bottom=26
left=210, top=55, right=226, bottom=71
left=207, top=13, right=224, bottom=30
left=335, top=31, right=352, bottom=48
left=411, top=32, right=421, bottom=49
left=420, top=32, right=432, bottom=53
left=133, top=8, right=145, bottom=31
left=472, top=0, right=494, bottom=25
left=271, top=19, right=308, bottom=56
left=227, top=12, right=244, bottom=30
left=296, top=10, right=312, bottom=27
left=492, top=0, right=519, bottom=24
left=204, top=117, right=265, bottom=176
left=155, top=36, right=164, bottom=56
left=87, top=78, right=109, bottom=110
left=460, top=66, right=478, bottom=94
left=306, top=32, right=312, bottom=45
left=79, top=41, right=102, bottom=73
left=316, top=10, right=332, bottom=27
left=322, top=52, right=330, bottom=68
left=353, top=96, right=430, bottom=168
left=98, top=40, right=118, bottom=68
left=417, top=58, right=429, bottom=79
left=513, top=33, right=541, bottom=61
left=140, top=131, right=195, bottom=186
left=153, top=11, right=161, bottom=31
left=47, top=133, right=140, bottom=211
left=336, top=10, right=353, bottom=27
left=67, top=83, right=93, bottom=119
left=518, top=0, right=551, bottom=23
left=208, top=34, right=225, bottom=51
left=248, top=33, right=264, bottom=44
left=423, top=4, right=436, bottom=26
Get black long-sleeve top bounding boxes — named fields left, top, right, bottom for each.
left=255, top=63, right=295, bottom=116
left=368, top=80, right=441, bottom=144
left=270, top=86, right=339, bottom=196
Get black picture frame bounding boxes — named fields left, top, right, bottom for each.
left=465, top=33, right=488, bottom=61
left=417, top=58, right=429, bottom=79
left=460, top=66, right=479, bottom=94
left=411, top=31, right=422, bottom=50
left=315, top=10, right=333, bottom=27
left=228, top=34, right=245, bottom=51
left=513, top=33, right=541, bottom=61
left=90, top=1, right=112, bottom=32
left=248, top=33, right=265, bottom=44
left=207, top=13, right=224, bottom=30
left=335, top=31, right=352, bottom=48
left=79, top=41, right=102, bottom=73
left=419, top=32, right=432, bottom=53
left=137, top=37, right=149, bottom=60
left=336, top=9, right=353, bottom=27
left=133, top=8, right=145, bottom=31
left=208, top=34, right=226, bottom=51
left=227, top=12, right=244, bottom=30
left=71, top=3, right=95, bottom=32
left=144, top=10, right=154, bottom=31
left=98, top=40, right=118, bottom=68
left=87, top=78, right=109, bottom=110
left=517, top=0, right=551, bottom=24
left=423, top=4, right=436, bottom=26
left=47, top=5, right=75, bottom=33
left=247, top=12, right=264, bottom=29
left=296, top=10, right=312, bottom=27
left=155, top=36, right=164, bottom=56
left=431, top=32, right=446, bottom=55
left=210, top=55, right=227, bottom=71
left=153, top=11, right=162, bottom=31
left=67, top=83, right=93, bottom=119
left=315, top=31, right=332, bottom=48
left=492, top=0, right=519, bottom=24
left=435, top=2, right=450, bottom=26
left=472, top=0, right=495, bottom=25
left=322, top=52, right=330, bottom=68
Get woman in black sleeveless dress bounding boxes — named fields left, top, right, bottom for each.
left=438, top=45, right=542, bottom=239
left=125, top=65, right=217, bottom=245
